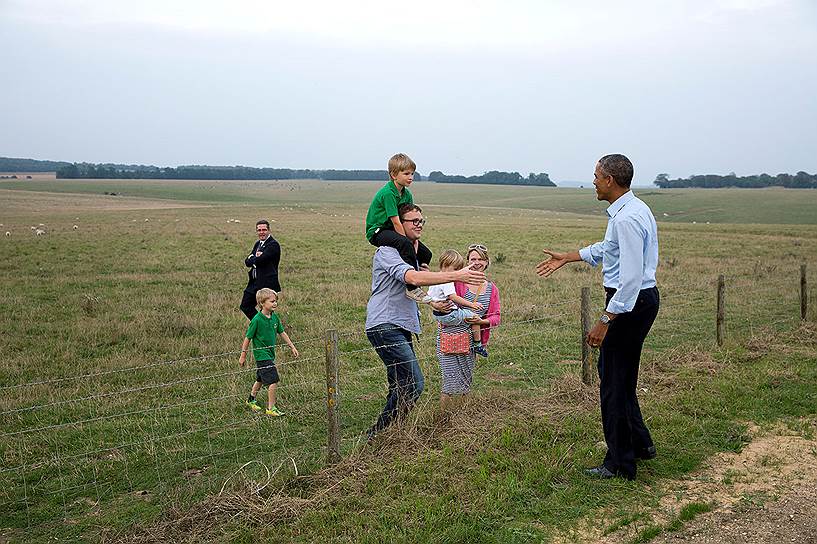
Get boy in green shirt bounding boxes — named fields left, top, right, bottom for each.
left=238, top=288, right=298, bottom=416
left=365, top=153, right=433, bottom=301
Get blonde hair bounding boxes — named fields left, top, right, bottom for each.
left=438, top=249, right=465, bottom=270
left=256, top=288, right=278, bottom=308
left=466, top=244, right=490, bottom=269
left=388, top=153, right=416, bottom=177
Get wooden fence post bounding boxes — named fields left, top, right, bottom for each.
left=581, top=287, right=593, bottom=385
left=325, top=329, right=340, bottom=463
left=801, top=264, right=808, bottom=321
left=716, top=275, right=725, bottom=346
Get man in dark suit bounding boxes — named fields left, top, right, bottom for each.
left=240, top=219, right=282, bottom=320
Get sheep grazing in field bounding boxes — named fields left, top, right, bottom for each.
left=35, top=229, right=46, bottom=236
left=73, top=225, right=78, bottom=230
left=30, top=226, right=36, bottom=231
left=5, top=231, right=10, bottom=237
left=144, top=218, right=150, bottom=222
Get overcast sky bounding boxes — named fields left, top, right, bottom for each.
left=1, top=0, right=815, bottom=185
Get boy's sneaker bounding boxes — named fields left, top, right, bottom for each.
left=405, top=287, right=429, bottom=303
left=473, top=344, right=489, bottom=358
left=246, top=399, right=262, bottom=412
left=265, top=406, right=284, bottom=417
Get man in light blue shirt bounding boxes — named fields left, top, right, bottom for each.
left=365, top=203, right=485, bottom=439
left=536, top=154, right=660, bottom=480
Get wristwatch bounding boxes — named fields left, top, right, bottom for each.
left=599, top=314, right=611, bottom=325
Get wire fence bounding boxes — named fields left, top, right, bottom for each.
left=0, top=266, right=812, bottom=537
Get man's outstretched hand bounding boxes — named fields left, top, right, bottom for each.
left=456, top=264, right=486, bottom=285
left=536, top=249, right=569, bottom=278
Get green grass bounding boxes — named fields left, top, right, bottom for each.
left=0, top=180, right=816, bottom=543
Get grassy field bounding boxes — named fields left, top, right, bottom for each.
left=3, top=178, right=817, bottom=224
left=0, top=179, right=815, bottom=543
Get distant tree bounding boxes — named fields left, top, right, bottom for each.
left=654, top=171, right=817, bottom=189
left=654, top=173, right=669, bottom=187
left=428, top=170, right=555, bottom=186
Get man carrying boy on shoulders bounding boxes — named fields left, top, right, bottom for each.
left=365, top=203, right=484, bottom=439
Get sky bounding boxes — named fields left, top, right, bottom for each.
left=1, top=0, right=816, bottom=185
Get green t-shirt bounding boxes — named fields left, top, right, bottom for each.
left=365, top=181, right=414, bottom=241
left=245, top=312, right=284, bottom=362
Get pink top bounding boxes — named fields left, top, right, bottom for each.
left=454, top=280, right=501, bottom=345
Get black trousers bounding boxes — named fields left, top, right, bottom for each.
left=369, top=228, right=432, bottom=289
left=599, top=286, right=659, bottom=479
left=240, top=287, right=259, bottom=320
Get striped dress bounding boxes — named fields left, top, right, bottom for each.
left=436, top=283, right=493, bottom=395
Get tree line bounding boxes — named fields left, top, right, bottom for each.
left=52, top=161, right=557, bottom=187
left=55, top=163, right=398, bottom=181
left=427, top=170, right=555, bottom=187
left=0, top=157, right=71, bottom=172
left=654, top=172, right=817, bottom=189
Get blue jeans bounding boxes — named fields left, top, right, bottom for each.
left=365, top=323, right=424, bottom=434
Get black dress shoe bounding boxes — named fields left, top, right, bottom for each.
left=636, top=446, right=657, bottom=460
left=584, top=465, right=616, bottom=479
left=585, top=465, right=636, bottom=480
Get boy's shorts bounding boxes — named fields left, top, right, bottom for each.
left=255, top=360, right=279, bottom=386
left=433, top=308, right=477, bottom=327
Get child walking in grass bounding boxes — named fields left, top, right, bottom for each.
left=238, top=288, right=298, bottom=416
left=427, top=250, right=489, bottom=358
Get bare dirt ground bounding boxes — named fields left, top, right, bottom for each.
left=585, top=421, right=817, bottom=544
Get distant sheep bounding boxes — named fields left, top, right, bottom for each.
left=35, top=229, right=46, bottom=236
left=5, top=232, right=10, bottom=237
left=73, top=225, right=78, bottom=230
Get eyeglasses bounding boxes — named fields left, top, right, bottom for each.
left=468, top=244, right=487, bottom=251
left=403, top=218, right=426, bottom=227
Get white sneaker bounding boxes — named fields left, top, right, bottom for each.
left=405, top=287, right=429, bottom=302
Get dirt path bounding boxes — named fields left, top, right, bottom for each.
left=648, top=482, right=817, bottom=543
left=566, top=421, right=817, bottom=544
left=644, top=423, right=817, bottom=544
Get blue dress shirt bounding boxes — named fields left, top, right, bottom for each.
left=579, top=191, right=659, bottom=314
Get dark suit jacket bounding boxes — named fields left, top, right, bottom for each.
left=244, top=236, right=281, bottom=292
